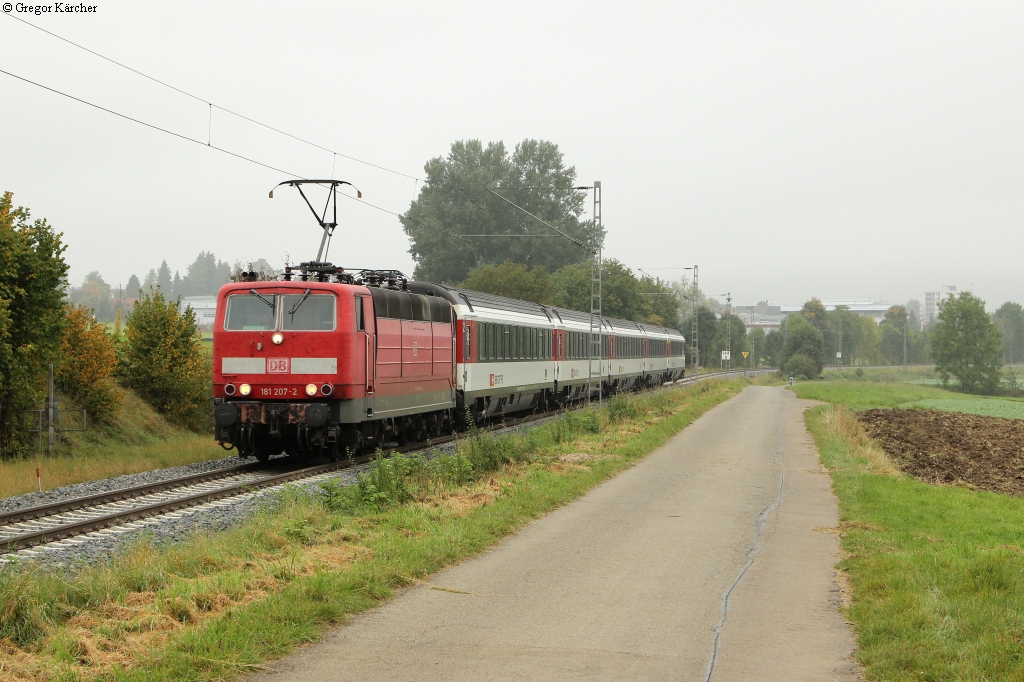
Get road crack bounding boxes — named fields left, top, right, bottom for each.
left=703, top=411, right=786, bottom=682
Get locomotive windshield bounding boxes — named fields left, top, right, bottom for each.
left=282, top=294, right=336, bottom=331
left=224, top=294, right=277, bottom=330
left=224, top=292, right=337, bottom=331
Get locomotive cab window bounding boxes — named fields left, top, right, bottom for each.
left=355, top=296, right=365, bottom=331
left=282, top=294, right=336, bottom=331
left=224, top=294, right=277, bottom=331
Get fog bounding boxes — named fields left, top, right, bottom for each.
left=1, top=1, right=1021, bottom=308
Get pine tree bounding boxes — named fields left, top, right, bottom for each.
left=126, top=274, right=141, bottom=299
left=156, top=260, right=172, bottom=292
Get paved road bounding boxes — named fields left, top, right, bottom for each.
left=251, top=386, right=859, bottom=681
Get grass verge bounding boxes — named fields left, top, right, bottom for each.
left=803, top=384, right=1024, bottom=681
left=0, top=377, right=754, bottom=681
left=1, top=392, right=226, bottom=500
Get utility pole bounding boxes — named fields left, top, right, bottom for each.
left=722, top=292, right=732, bottom=372
left=839, top=316, right=843, bottom=368
left=46, top=363, right=56, bottom=455
left=588, top=181, right=603, bottom=406
left=904, top=318, right=908, bottom=368
left=692, top=265, right=698, bottom=374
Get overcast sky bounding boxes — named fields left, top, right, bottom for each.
left=1, top=1, right=1021, bottom=309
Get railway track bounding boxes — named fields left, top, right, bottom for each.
left=0, top=369, right=758, bottom=558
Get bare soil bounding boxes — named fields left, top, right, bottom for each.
left=859, top=408, right=1024, bottom=495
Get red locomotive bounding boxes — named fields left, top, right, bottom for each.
left=211, top=181, right=685, bottom=460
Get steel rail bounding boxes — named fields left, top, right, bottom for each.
left=0, top=460, right=273, bottom=526
left=1, top=368, right=758, bottom=554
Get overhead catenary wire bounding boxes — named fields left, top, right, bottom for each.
left=0, top=67, right=301, bottom=178
left=0, top=66, right=466, bottom=246
left=486, top=189, right=588, bottom=248
left=2, top=12, right=425, bottom=183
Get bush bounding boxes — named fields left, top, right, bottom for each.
left=608, top=394, right=640, bottom=423
left=784, top=353, right=820, bottom=380
left=551, top=408, right=601, bottom=443
left=116, top=290, right=210, bottom=431
left=56, top=305, right=122, bottom=423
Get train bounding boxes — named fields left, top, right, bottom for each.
left=210, top=263, right=686, bottom=460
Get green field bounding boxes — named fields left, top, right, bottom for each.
left=792, top=381, right=971, bottom=411
left=899, top=397, right=1024, bottom=419
left=795, top=381, right=1024, bottom=680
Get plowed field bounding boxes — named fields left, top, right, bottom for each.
left=859, top=408, right=1024, bottom=495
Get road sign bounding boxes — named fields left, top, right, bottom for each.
left=741, top=352, right=749, bottom=359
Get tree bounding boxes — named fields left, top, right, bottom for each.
left=878, top=305, right=908, bottom=366
left=930, top=292, right=1002, bottom=393
left=180, top=252, right=232, bottom=297
left=682, top=307, right=719, bottom=368
left=126, top=274, right=141, bottom=299
left=142, top=268, right=157, bottom=292
left=763, top=329, right=783, bottom=367
left=544, top=259, right=683, bottom=328
left=714, top=313, right=749, bottom=367
left=461, top=262, right=552, bottom=304
left=0, top=192, right=69, bottom=455
left=906, top=299, right=922, bottom=330
left=638, top=275, right=681, bottom=328
left=800, top=298, right=829, bottom=332
left=401, top=139, right=601, bottom=283
left=992, top=302, right=1024, bottom=364
left=749, top=327, right=767, bottom=366
left=156, top=260, right=172, bottom=292
left=57, top=305, right=121, bottom=422
left=76, top=271, right=114, bottom=321
left=780, top=313, right=825, bottom=377
left=117, top=289, right=211, bottom=431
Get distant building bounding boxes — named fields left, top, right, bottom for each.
left=733, top=302, right=784, bottom=330
left=924, top=286, right=957, bottom=327
left=180, top=296, right=218, bottom=328
left=774, top=300, right=893, bottom=325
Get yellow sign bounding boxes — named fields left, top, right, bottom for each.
left=742, top=351, right=749, bottom=358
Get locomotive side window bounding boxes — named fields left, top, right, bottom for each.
left=355, top=296, right=365, bottom=331
left=224, top=294, right=277, bottom=331
left=281, top=294, right=336, bottom=331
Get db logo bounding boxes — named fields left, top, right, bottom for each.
left=268, top=358, right=290, bottom=374
left=489, top=373, right=504, bottom=386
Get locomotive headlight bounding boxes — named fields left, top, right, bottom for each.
left=239, top=383, right=252, bottom=396
left=272, top=332, right=284, bottom=345
left=305, top=383, right=318, bottom=396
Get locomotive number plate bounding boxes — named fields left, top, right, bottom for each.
left=260, top=387, right=299, bottom=397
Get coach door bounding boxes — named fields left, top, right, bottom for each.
left=357, top=295, right=374, bottom=394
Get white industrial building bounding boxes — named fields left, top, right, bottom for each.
left=179, top=296, right=218, bottom=328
